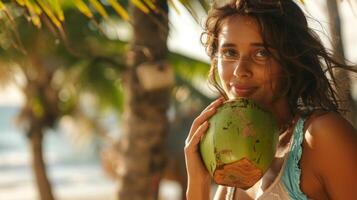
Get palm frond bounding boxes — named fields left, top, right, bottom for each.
left=79, top=61, right=124, bottom=113
left=0, top=6, right=26, bottom=53
left=15, top=0, right=25, bottom=6
left=50, top=0, right=64, bottom=21
left=175, top=74, right=212, bottom=103
left=108, top=0, right=130, bottom=21
left=168, top=51, right=213, bottom=103
left=36, top=0, right=62, bottom=28
left=142, top=0, right=157, bottom=10
left=197, top=0, right=210, bottom=12
left=169, top=52, right=210, bottom=80
left=24, top=0, right=42, bottom=28
left=168, top=0, right=181, bottom=14
left=0, top=1, right=6, bottom=10
left=177, top=0, right=199, bottom=22
left=74, top=0, right=93, bottom=18
left=130, top=0, right=150, bottom=14
left=89, top=0, right=109, bottom=19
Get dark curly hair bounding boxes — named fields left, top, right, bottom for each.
left=201, top=0, right=356, bottom=114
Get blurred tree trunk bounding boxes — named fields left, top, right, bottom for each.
left=117, top=1, right=171, bottom=200
left=29, top=127, right=55, bottom=200
left=19, top=54, right=60, bottom=200
left=326, top=0, right=356, bottom=127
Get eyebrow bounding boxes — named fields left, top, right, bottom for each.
left=220, top=42, right=267, bottom=48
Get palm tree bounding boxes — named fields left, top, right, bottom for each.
left=0, top=8, right=126, bottom=199
left=6, top=1, right=355, bottom=200
left=1, top=1, right=211, bottom=199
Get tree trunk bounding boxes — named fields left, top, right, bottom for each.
left=326, top=0, right=356, bottom=126
left=117, top=1, right=171, bottom=200
left=29, top=127, right=55, bottom=200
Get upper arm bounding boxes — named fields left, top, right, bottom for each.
left=308, top=112, right=357, bottom=199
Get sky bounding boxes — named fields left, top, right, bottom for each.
left=168, top=0, right=357, bottom=62
left=0, top=0, right=357, bottom=106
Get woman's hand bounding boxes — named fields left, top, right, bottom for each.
left=184, top=97, right=225, bottom=199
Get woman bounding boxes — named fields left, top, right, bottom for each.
left=184, top=0, right=357, bottom=199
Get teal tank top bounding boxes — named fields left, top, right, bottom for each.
left=225, top=114, right=310, bottom=200
left=281, top=115, right=309, bottom=200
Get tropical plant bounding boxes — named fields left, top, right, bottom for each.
left=1, top=1, right=355, bottom=200
left=0, top=7, right=126, bottom=200
left=1, top=1, right=212, bottom=200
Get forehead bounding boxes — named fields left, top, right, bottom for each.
left=218, top=15, right=263, bottom=45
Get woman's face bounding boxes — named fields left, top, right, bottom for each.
left=216, top=15, right=285, bottom=109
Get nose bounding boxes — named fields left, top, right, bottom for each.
left=233, top=57, right=252, bottom=78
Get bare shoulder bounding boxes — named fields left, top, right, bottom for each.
left=303, top=110, right=357, bottom=199
left=303, top=110, right=357, bottom=163
left=303, top=110, right=357, bottom=150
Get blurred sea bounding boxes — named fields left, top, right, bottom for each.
left=0, top=106, right=182, bottom=200
left=0, top=106, right=117, bottom=200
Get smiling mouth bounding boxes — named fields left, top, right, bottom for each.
left=231, top=86, right=257, bottom=97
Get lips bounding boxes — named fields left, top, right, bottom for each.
left=231, top=85, right=258, bottom=97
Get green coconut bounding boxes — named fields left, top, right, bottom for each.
left=199, top=98, right=279, bottom=189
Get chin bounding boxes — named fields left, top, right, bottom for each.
left=228, top=92, right=255, bottom=101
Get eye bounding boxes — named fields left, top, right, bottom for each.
left=254, top=49, right=271, bottom=60
left=220, top=48, right=239, bottom=59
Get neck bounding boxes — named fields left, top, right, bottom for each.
left=269, top=99, right=296, bottom=135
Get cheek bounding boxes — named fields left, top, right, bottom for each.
left=217, top=64, right=231, bottom=84
left=217, top=64, right=234, bottom=95
left=261, top=64, right=284, bottom=92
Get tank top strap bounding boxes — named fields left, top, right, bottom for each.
left=281, top=114, right=309, bottom=200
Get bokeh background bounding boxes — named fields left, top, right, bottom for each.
left=0, top=0, right=356, bottom=200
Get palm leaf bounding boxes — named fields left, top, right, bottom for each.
left=108, top=0, right=130, bottom=21
left=142, top=0, right=156, bottom=10
left=177, top=0, right=199, bottom=22
left=15, top=0, right=25, bottom=6
left=0, top=6, right=26, bottom=53
left=24, top=0, right=42, bottom=28
left=168, top=52, right=213, bottom=103
left=130, top=0, right=150, bottom=14
left=50, top=0, right=64, bottom=21
left=79, top=60, right=124, bottom=113
left=74, top=0, right=93, bottom=18
left=168, top=0, right=181, bottom=14
left=197, top=0, right=210, bottom=12
left=36, top=0, right=62, bottom=28
left=89, top=0, right=109, bottom=19
left=0, top=1, right=5, bottom=10
left=169, top=52, right=210, bottom=80
left=175, top=74, right=212, bottom=103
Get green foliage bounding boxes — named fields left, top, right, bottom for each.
left=78, top=60, right=124, bottom=113
left=0, top=0, right=217, bottom=118
left=169, top=52, right=209, bottom=80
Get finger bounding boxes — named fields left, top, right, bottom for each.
left=202, top=97, right=225, bottom=113
left=186, top=98, right=225, bottom=144
left=187, top=108, right=216, bottom=142
left=187, top=98, right=224, bottom=137
left=185, top=121, right=209, bottom=152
